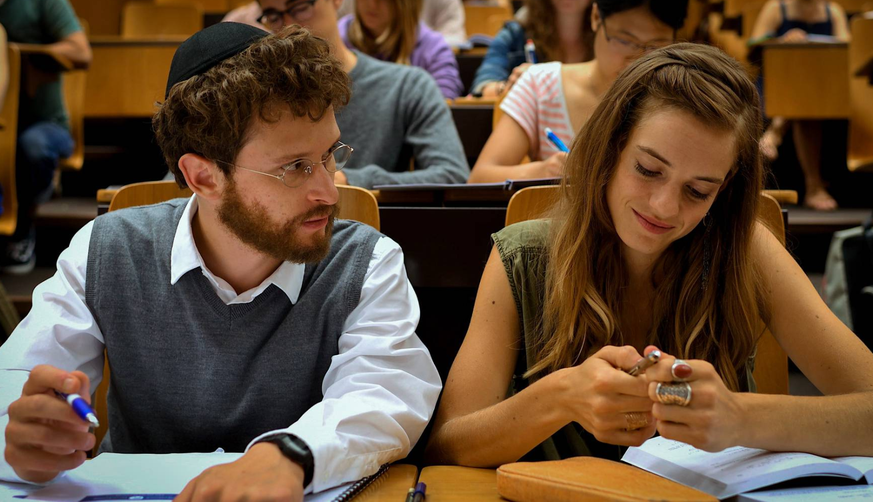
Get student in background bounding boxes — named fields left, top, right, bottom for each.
left=339, top=0, right=463, bottom=99
left=471, top=0, right=594, bottom=98
left=256, top=0, right=469, bottom=188
left=468, top=0, right=685, bottom=183
left=752, top=0, right=849, bottom=210
left=0, top=24, right=441, bottom=497
left=339, top=0, right=466, bottom=47
left=426, top=43, right=873, bottom=467
left=0, top=0, right=91, bottom=274
left=222, top=1, right=268, bottom=30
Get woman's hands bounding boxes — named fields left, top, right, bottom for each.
left=644, top=347, right=748, bottom=452
left=549, top=345, right=657, bottom=446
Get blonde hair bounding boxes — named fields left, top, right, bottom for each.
left=529, top=43, right=766, bottom=392
left=348, top=0, right=422, bottom=64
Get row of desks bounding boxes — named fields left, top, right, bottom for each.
left=84, top=36, right=867, bottom=120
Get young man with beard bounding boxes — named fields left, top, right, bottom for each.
left=0, top=23, right=441, bottom=501
left=253, top=0, right=470, bottom=189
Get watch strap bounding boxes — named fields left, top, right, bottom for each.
left=258, top=433, right=314, bottom=487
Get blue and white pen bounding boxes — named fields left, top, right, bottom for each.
left=524, top=39, right=538, bottom=64
left=544, top=127, right=569, bottom=153
left=54, top=390, right=100, bottom=428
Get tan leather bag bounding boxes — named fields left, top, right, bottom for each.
left=496, top=457, right=717, bottom=502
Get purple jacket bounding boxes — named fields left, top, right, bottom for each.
left=338, top=15, right=463, bottom=99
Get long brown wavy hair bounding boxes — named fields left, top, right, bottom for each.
left=348, top=0, right=422, bottom=64
left=521, top=0, right=594, bottom=62
left=529, top=43, right=767, bottom=392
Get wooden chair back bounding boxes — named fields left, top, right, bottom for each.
left=504, top=185, right=790, bottom=395
left=741, top=0, right=767, bottom=39
left=464, top=4, right=512, bottom=37
left=848, top=16, right=873, bottom=171
left=121, top=2, right=204, bottom=39
left=0, top=41, right=20, bottom=236
left=94, top=181, right=380, bottom=449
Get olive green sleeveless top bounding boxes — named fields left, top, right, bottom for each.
left=492, top=219, right=756, bottom=462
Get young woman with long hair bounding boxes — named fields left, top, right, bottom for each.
left=339, top=0, right=463, bottom=98
left=426, top=43, right=873, bottom=467
left=471, top=0, right=594, bottom=98
left=468, top=0, right=686, bottom=183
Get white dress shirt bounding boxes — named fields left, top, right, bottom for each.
left=0, top=196, right=442, bottom=493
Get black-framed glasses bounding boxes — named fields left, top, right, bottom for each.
left=599, top=19, right=675, bottom=55
left=217, top=142, right=354, bottom=188
left=258, top=0, right=318, bottom=30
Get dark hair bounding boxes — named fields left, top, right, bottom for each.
left=522, top=0, right=594, bottom=63
left=153, top=26, right=352, bottom=187
left=595, top=0, right=688, bottom=30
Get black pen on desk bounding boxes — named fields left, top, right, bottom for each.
left=54, top=390, right=100, bottom=428
left=412, top=481, right=426, bottom=502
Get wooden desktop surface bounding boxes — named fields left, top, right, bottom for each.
left=418, top=466, right=503, bottom=502
left=85, top=36, right=184, bottom=118
left=354, top=464, right=419, bottom=501
left=763, top=42, right=850, bottom=119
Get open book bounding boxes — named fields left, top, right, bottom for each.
left=622, top=437, right=873, bottom=499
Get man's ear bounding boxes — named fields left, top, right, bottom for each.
left=177, top=153, right=226, bottom=202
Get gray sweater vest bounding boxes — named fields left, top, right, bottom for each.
left=85, top=199, right=381, bottom=453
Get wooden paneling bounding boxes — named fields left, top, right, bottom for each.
left=121, top=2, right=204, bottom=38
left=85, top=37, right=182, bottom=117
left=69, top=0, right=125, bottom=36
left=763, top=43, right=850, bottom=119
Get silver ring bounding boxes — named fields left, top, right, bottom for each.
left=624, top=412, right=649, bottom=431
left=671, top=359, right=690, bottom=382
left=656, top=382, right=692, bottom=406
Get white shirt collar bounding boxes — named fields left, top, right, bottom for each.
left=169, top=196, right=304, bottom=305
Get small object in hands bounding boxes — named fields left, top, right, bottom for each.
left=544, top=127, right=570, bottom=153
left=405, top=487, right=415, bottom=502
left=524, top=39, right=538, bottom=64
left=54, top=390, right=100, bottom=428
left=656, top=382, right=692, bottom=407
left=412, top=481, right=427, bottom=502
left=626, top=349, right=661, bottom=377
left=671, top=359, right=692, bottom=382
left=624, top=412, right=649, bottom=431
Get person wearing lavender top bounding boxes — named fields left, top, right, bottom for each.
left=338, top=13, right=463, bottom=99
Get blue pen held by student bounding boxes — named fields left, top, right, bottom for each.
left=544, top=127, right=569, bottom=153
left=54, top=390, right=100, bottom=427
left=524, top=39, right=537, bottom=64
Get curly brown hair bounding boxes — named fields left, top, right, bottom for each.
left=153, top=26, right=352, bottom=188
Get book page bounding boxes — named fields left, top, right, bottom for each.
left=835, top=457, right=873, bottom=484
left=737, top=485, right=873, bottom=501
left=17, top=452, right=351, bottom=501
left=623, top=437, right=863, bottom=499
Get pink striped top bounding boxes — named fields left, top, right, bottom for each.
left=500, top=62, right=574, bottom=161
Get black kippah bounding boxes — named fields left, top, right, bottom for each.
left=165, top=22, right=269, bottom=98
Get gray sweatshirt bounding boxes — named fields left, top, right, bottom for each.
left=337, top=52, right=469, bottom=189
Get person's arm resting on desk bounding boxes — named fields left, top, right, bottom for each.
left=42, top=0, right=92, bottom=69
left=642, top=224, right=873, bottom=456
left=0, top=222, right=105, bottom=484
left=180, top=237, right=442, bottom=497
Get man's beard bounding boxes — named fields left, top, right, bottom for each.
left=217, top=180, right=337, bottom=264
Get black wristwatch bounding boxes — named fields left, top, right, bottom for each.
left=258, top=433, right=314, bottom=487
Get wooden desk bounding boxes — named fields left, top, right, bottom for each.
left=14, top=43, right=74, bottom=71
left=762, top=42, right=850, bottom=119
left=85, top=36, right=184, bottom=118
left=354, top=464, right=419, bottom=501
left=418, top=466, right=503, bottom=502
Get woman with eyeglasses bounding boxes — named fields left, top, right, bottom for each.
left=471, top=0, right=595, bottom=99
left=467, top=0, right=687, bottom=184
left=337, top=0, right=464, bottom=99
left=425, top=42, right=873, bottom=468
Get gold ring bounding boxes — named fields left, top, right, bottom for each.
left=624, top=412, right=649, bottom=431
